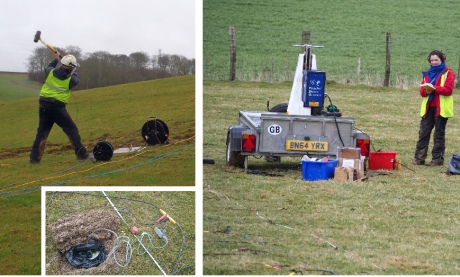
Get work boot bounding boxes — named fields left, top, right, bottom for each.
left=414, top=147, right=428, bottom=164
left=412, top=160, right=425, bottom=165
left=77, top=152, right=89, bottom=160
left=75, top=145, right=89, bottom=160
left=426, top=159, right=443, bottom=166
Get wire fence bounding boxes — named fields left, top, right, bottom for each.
left=204, top=27, right=460, bottom=89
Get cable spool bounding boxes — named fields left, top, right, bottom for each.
left=141, top=117, right=169, bottom=145
left=92, top=141, right=114, bottom=161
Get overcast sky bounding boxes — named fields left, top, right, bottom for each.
left=0, top=0, right=196, bottom=72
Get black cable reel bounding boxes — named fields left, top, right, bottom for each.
left=141, top=117, right=170, bottom=145
left=92, top=141, right=114, bottom=162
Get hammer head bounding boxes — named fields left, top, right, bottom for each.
left=34, top=31, right=41, bottom=43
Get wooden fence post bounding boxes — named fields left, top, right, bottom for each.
left=384, top=32, right=391, bottom=87
left=229, top=26, right=236, bottom=81
left=302, top=30, right=311, bottom=69
left=302, top=30, right=311, bottom=52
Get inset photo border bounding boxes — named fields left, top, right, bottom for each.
left=41, top=186, right=195, bottom=275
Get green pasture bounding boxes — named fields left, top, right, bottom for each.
left=0, top=73, right=41, bottom=100
left=0, top=75, right=195, bottom=274
left=203, top=80, right=460, bottom=274
left=203, top=0, right=460, bottom=86
left=45, top=191, right=195, bottom=275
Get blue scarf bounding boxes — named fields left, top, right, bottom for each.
left=428, top=61, right=446, bottom=101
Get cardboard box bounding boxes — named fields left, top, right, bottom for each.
left=356, top=169, right=365, bottom=180
left=334, top=166, right=365, bottom=181
left=334, top=167, right=349, bottom=181
left=336, top=157, right=365, bottom=182
left=338, top=158, right=364, bottom=171
left=337, top=147, right=361, bottom=159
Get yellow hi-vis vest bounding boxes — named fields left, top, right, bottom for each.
left=419, top=71, right=453, bottom=118
left=39, top=69, right=72, bottom=104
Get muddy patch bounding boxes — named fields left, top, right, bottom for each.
left=47, top=209, right=120, bottom=275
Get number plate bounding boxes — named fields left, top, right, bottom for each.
left=285, top=140, right=328, bottom=151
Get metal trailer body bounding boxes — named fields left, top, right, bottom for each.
left=226, top=110, right=370, bottom=170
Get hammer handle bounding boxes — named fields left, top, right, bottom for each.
left=47, top=45, right=63, bottom=59
left=40, top=40, right=62, bottom=58
left=46, top=44, right=57, bottom=53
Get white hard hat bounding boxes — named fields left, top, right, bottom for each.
left=61, top=55, right=79, bottom=68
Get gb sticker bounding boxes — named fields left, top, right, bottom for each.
left=268, top=124, right=282, bottom=135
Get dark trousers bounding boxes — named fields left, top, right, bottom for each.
left=30, top=99, right=87, bottom=162
left=414, top=106, right=448, bottom=162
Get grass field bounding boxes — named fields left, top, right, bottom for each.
left=0, top=72, right=41, bottom=100
left=203, top=3, right=460, bottom=272
left=203, top=0, right=460, bottom=86
left=45, top=190, right=195, bottom=275
left=203, top=80, right=460, bottom=274
left=0, top=74, right=195, bottom=274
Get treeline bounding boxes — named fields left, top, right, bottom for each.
left=27, top=46, right=195, bottom=90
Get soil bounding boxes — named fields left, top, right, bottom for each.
left=47, top=209, right=120, bottom=275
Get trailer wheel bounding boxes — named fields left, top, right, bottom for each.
left=226, top=136, right=245, bottom=168
left=269, top=103, right=288, bottom=113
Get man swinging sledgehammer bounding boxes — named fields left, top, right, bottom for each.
left=29, top=51, right=88, bottom=163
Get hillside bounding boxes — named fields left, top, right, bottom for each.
left=0, top=72, right=41, bottom=100
left=0, top=75, right=195, bottom=274
left=0, top=75, right=195, bottom=184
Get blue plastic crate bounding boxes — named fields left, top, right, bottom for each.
left=302, top=159, right=338, bottom=181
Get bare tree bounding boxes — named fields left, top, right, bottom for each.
left=63, top=45, right=83, bottom=61
left=27, top=46, right=57, bottom=82
left=156, top=52, right=171, bottom=72
left=26, top=46, right=194, bottom=89
left=129, top=52, right=150, bottom=69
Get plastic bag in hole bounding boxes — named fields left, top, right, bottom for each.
left=64, top=237, right=107, bottom=268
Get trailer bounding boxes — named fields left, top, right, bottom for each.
left=225, top=44, right=371, bottom=171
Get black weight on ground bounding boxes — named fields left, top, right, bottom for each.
left=92, top=141, right=114, bottom=161
left=203, top=158, right=215, bottom=164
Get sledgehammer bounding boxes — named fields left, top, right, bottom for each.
left=33, top=31, right=62, bottom=58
